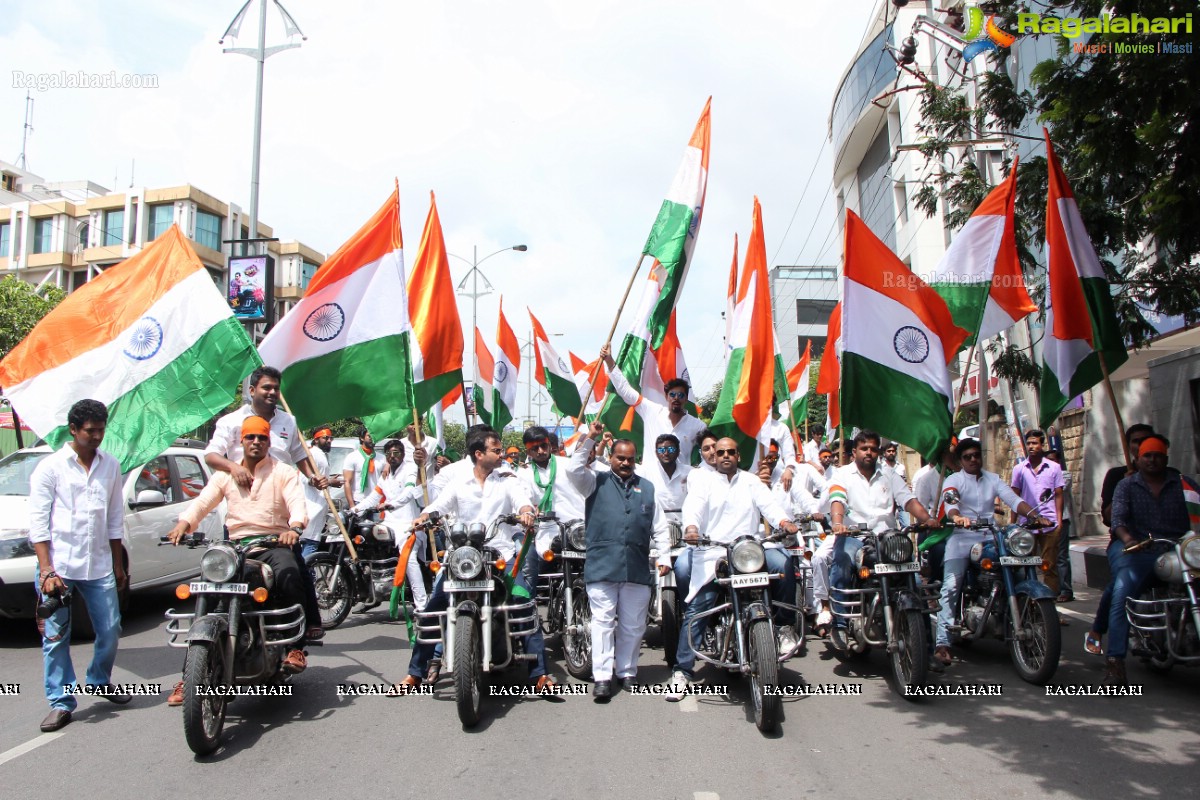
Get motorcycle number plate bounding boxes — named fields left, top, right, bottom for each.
left=444, top=579, right=492, bottom=592
left=559, top=551, right=585, bottom=560
left=730, top=572, right=770, bottom=588
left=999, top=556, right=1042, bottom=566
left=784, top=548, right=807, bottom=557
left=188, top=582, right=248, bottom=594
left=874, top=562, right=919, bottom=574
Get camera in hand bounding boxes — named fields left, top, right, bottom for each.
left=37, top=586, right=73, bottom=619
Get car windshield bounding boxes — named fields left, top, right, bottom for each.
left=0, top=452, right=49, bottom=496
left=327, top=446, right=354, bottom=475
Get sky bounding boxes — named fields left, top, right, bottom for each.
left=2, top=0, right=879, bottom=427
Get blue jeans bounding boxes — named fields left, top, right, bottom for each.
left=673, top=549, right=694, bottom=605
left=39, top=571, right=122, bottom=711
left=1104, top=539, right=1159, bottom=659
left=935, top=559, right=969, bottom=648
left=765, top=548, right=797, bottom=627
left=828, top=536, right=863, bottom=628
left=300, top=539, right=321, bottom=560
left=408, top=561, right=546, bottom=680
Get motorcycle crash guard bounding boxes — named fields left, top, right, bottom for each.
left=187, top=614, right=230, bottom=645
left=1013, top=578, right=1056, bottom=601
left=745, top=602, right=770, bottom=623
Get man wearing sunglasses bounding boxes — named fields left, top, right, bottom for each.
left=601, top=343, right=706, bottom=464
left=638, top=434, right=691, bottom=523
left=932, top=438, right=1049, bottom=666
left=518, top=426, right=591, bottom=587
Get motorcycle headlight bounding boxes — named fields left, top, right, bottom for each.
left=879, top=531, right=914, bottom=564
left=200, top=543, right=239, bottom=583
left=730, top=538, right=765, bottom=574
left=1181, top=533, right=1200, bottom=570
left=467, top=523, right=487, bottom=546
left=1155, top=551, right=1184, bottom=585
left=565, top=520, right=587, bottom=551
left=1005, top=527, right=1035, bottom=557
left=969, top=542, right=985, bottom=563
left=449, top=547, right=484, bottom=580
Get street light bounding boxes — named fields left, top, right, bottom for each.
left=518, top=330, right=562, bottom=426
left=450, top=244, right=528, bottom=422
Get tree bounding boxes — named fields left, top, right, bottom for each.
left=698, top=382, right=722, bottom=421
left=0, top=277, right=66, bottom=362
left=912, top=0, right=1200, bottom=384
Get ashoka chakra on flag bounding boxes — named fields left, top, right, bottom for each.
left=893, top=326, right=930, bottom=364
left=123, top=316, right=164, bottom=361
left=303, top=303, right=345, bottom=342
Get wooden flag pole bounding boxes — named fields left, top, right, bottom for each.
left=279, top=393, right=358, bottom=562
left=407, top=411, right=437, bottom=564
left=1097, top=351, right=1133, bottom=471
left=577, top=253, right=647, bottom=421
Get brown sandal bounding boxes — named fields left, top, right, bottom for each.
left=1084, top=631, right=1103, bottom=656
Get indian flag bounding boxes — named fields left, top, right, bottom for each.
left=0, top=225, right=261, bottom=471
left=779, top=339, right=812, bottom=430
left=725, top=233, right=738, bottom=355
left=1038, top=128, right=1128, bottom=428
left=570, top=351, right=606, bottom=418
left=815, top=301, right=842, bottom=429
left=488, top=299, right=521, bottom=431
left=364, top=191, right=463, bottom=437
left=472, top=328, right=500, bottom=429
left=257, top=187, right=417, bottom=435
left=928, top=162, right=1036, bottom=349
left=841, top=210, right=968, bottom=461
left=652, top=311, right=695, bottom=405
left=528, top=308, right=578, bottom=420
left=711, top=197, right=789, bottom=469
left=600, top=98, right=711, bottom=454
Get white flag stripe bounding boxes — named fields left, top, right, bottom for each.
left=1056, top=198, right=1106, bottom=281
left=978, top=295, right=1020, bottom=340
left=930, top=214, right=1005, bottom=284
left=1043, top=303, right=1093, bottom=397
left=663, top=147, right=707, bottom=208
left=6, top=269, right=233, bottom=433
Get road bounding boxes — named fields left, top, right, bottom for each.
left=0, top=584, right=1197, bottom=798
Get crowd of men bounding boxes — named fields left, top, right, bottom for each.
left=25, top=363, right=1198, bottom=729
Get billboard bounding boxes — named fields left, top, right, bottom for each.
left=227, top=254, right=274, bottom=325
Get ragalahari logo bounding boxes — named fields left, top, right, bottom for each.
left=961, top=4, right=1018, bottom=61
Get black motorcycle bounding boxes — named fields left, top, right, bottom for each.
left=162, top=533, right=307, bottom=755
left=1125, top=532, right=1200, bottom=674
left=414, top=514, right=542, bottom=727
left=829, top=524, right=941, bottom=698
left=305, top=509, right=403, bottom=629
left=538, top=515, right=593, bottom=679
left=646, top=517, right=684, bottom=668
left=688, top=534, right=787, bottom=732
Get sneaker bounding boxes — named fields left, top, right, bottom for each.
left=665, top=670, right=692, bottom=702
left=167, top=681, right=184, bottom=707
left=777, top=625, right=800, bottom=654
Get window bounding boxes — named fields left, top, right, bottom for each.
left=195, top=210, right=222, bottom=251
left=134, top=456, right=174, bottom=503
left=806, top=336, right=829, bottom=359
left=0, top=222, right=9, bottom=257
left=173, top=456, right=206, bottom=501
left=103, top=209, right=124, bottom=246
left=796, top=299, right=837, bottom=325
left=149, top=204, right=174, bottom=240
left=70, top=270, right=88, bottom=292
left=1, top=173, right=15, bottom=192
left=300, top=260, right=318, bottom=289
left=76, top=222, right=89, bottom=251
left=33, top=218, right=53, bottom=254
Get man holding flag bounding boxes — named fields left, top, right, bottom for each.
left=601, top=343, right=706, bottom=463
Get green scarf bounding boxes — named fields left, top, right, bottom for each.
left=357, top=444, right=376, bottom=495
left=531, top=457, right=556, bottom=514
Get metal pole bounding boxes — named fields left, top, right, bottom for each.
left=527, top=332, right=533, bottom=425
left=977, top=346, right=987, bottom=468
left=470, top=245, right=478, bottom=424
left=247, top=0, right=267, bottom=257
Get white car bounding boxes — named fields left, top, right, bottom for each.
left=0, top=439, right=225, bottom=632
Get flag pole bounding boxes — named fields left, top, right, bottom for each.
left=578, top=253, right=648, bottom=420
left=1097, top=351, right=1132, bottom=471
left=278, top=393, right=358, bottom=562
left=407, top=410, right=437, bottom=565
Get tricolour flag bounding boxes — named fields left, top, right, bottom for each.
left=529, top=308, right=579, bottom=419
left=493, top=298, right=521, bottom=430
left=1038, top=128, right=1128, bottom=428
left=725, top=233, right=738, bottom=354
left=258, top=187, right=416, bottom=437
left=472, top=327, right=499, bottom=428
left=779, top=339, right=812, bottom=430
left=841, top=210, right=968, bottom=461
left=815, top=302, right=842, bottom=429
left=0, top=225, right=261, bottom=471
left=928, top=162, right=1036, bottom=349
left=600, top=99, right=711, bottom=452
left=711, top=197, right=789, bottom=469
left=570, top=352, right=607, bottom=418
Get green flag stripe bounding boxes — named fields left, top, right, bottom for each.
left=841, top=352, right=953, bottom=463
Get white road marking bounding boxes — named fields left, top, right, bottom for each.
left=694, top=793, right=720, bottom=800
left=1058, top=605, right=1094, bottom=623
left=0, top=732, right=66, bottom=768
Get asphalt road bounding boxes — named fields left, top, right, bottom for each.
left=1, top=584, right=1197, bottom=798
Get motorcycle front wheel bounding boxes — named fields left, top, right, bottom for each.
left=1009, top=595, right=1061, bottom=684
left=563, top=578, right=593, bottom=680
left=660, top=587, right=680, bottom=669
left=747, top=620, right=781, bottom=732
left=307, top=553, right=352, bottom=629
left=890, top=608, right=929, bottom=699
left=454, top=614, right=483, bottom=727
left=182, top=641, right=227, bottom=756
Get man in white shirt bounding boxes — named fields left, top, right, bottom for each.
left=750, top=409, right=797, bottom=474
left=932, top=438, right=1048, bottom=665
left=882, top=440, right=907, bottom=481
left=300, top=427, right=344, bottom=560
left=601, top=343, right=707, bottom=463
left=803, top=424, right=826, bottom=466
left=396, top=429, right=552, bottom=693
left=342, top=427, right=384, bottom=507
left=666, top=437, right=799, bottom=698
left=30, top=399, right=130, bottom=732
left=517, top=425, right=591, bottom=586
left=637, top=433, right=691, bottom=523
left=204, top=366, right=311, bottom=482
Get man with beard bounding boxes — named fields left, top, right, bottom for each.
left=600, top=343, right=707, bottom=463
left=299, top=427, right=344, bottom=560
left=343, top=427, right=384, bottom=508
left=518, top=425, right=591, bottom=588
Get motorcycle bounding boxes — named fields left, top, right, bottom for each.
left=162, top=533, right=308, bottom=755
left=945, top=514, right=1061, bottom=684
left=646, top=516, right=684, bottom=668
left=828, top=523, right=941, bottom=698
left=771, top=514, right=828, bottom=655
left=305, top=509, right=402, bottom=629
left=414, top=513, right=542, bottom=727
left=537, top=514, right=593, bottom=679
left=687, top=534, right=792, bottom=732
left=1125, top=531, right=1200, bottom=673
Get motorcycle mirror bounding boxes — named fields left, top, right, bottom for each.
left=942, top=488, right=962, bottom=507
left=1039, top=488, right=1053, bottom=504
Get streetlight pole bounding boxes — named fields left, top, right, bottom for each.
left=451, top=244, right=528, bottom=423
left=518, top=329, right=563, bottom=426
left=220, top=0, right=306, bottom=256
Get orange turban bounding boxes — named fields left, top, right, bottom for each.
left=241, top=416, right=271, bottom=438
left=1139, top=438, right=1168, bottom=457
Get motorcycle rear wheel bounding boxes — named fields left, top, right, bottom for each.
left=454, top=614, right=483, bottom=727
left=890, top=608, right=929, bottom=699
left=307, top=553, right=352, bottom=629
left=747, top=620, right=781, bottom=732
left=564, top=578, right=593, bottom=680
left=1009, top=595, right=1061, bottom=684
left=660, top=587, right=680, bottom=669
left=182, top=641, right=226, bottom=756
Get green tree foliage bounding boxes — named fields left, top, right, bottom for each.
left=0, top=277, right=66, bottom=362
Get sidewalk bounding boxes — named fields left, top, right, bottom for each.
left=1070, top=533, right=1112, bottom=589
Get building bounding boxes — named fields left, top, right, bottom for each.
left=0, top=160, right=324, bottom=322
left=770, top=265, right=837, bottom=365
